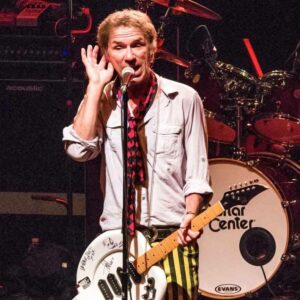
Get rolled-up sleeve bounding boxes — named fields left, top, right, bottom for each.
left=62, top=125, right=102, bottom=162
left=183, top=91, right=213, bottom=198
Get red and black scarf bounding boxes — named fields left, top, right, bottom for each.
left=117, top=73, right=158, bottom=235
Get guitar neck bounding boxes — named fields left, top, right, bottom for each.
left=134, top=201, right=225, bottom=274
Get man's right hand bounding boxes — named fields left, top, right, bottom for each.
left=81, top=45, right=114, bottom=86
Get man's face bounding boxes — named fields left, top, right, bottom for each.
left=106, top=26, right=153, bottom=88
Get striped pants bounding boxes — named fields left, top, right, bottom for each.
left=151, top=241, right=199, bottom=300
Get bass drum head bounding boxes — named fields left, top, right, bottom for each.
left=198, top=158, right=290, bottom=299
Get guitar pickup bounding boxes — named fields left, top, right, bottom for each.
left=98, top=279, right=113, bottom=300
left=107, top=273, right=122, bottom=296
left=128, top=262, right=142, bottom=283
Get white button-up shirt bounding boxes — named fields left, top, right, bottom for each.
left=63, top=74, right=213, bottom=231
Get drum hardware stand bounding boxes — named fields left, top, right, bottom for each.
left=232, top=97, right=247, bottom=160
left=157, top=6, right=172, bottom=44
left=135, top=0, right=153, bottom=13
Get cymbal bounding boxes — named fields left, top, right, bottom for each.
left=152, top=0, right=221, bottom=20
left=155, top=48, right=189, bottom=67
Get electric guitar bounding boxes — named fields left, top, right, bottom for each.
left=73, top=182, right=267, bottom=300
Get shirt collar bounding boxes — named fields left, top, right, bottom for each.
left=155, top=73, right=179, bottom=100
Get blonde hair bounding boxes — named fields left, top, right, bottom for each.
left=97, top=9, right=157, bottom=61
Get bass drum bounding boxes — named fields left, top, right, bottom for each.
left=198, top=153, right=300, bottom=299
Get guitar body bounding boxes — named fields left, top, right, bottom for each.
left=73, top=229, right=167, bottom=300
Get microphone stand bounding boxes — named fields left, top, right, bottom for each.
left=121, top=88, right=130, bottom=300
left=65, top=0, right=75, bottom=250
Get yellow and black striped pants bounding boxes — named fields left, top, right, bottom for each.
left=151, top=241, right=199, bottom=300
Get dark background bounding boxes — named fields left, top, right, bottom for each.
left=0, top=1, right=299, bottom=297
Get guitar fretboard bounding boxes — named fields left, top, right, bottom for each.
left=135, top=201, right=224, bottom=274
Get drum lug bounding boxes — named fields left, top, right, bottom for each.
left=291, top=233, right=300, bottom=252
left=281, top=200, right=297, bottom=208
left=281, top=253, right=297, bottom=262
left=281, top=200, right=290, bottom=208
left=246, top=159, right=258, bottom=167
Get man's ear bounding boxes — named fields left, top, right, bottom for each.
left=104, top=50, right=110, bottom=62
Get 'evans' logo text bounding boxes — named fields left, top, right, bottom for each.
left=215, top=284, right=241, bottom=294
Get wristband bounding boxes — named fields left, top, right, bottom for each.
left=185, top=211, right=196, bottom=215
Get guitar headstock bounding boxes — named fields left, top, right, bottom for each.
left=220, top=180, right=268, bottom=210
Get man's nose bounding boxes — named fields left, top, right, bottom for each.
left=124, top=47, right=135, bottom=61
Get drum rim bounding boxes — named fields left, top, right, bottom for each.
left=216, top=61, right=257, bottom=83
left=260, top=70, right=295, bottom=80
left=253, top=112, right=300, bottom=121
left=246, top=152, right=300, bottom=203
left=208, top=157, right=287, bottom=201
left=247, top=151, right=300, bottom=170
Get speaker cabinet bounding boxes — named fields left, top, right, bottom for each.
left=0, top=79, right=84, bottom=193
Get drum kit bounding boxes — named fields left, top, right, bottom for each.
left=136, top=0, right=300, bottom=299
left=193, top=63, right=300, bottom=300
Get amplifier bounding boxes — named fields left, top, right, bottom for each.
left=16, top=1, right=51, bottom=27
left=0, top=79, right=85, bottom=193
left=0, top=34, right=87, bottom=80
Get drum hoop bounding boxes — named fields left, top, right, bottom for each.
left=253, top=112, right=300, bottom=122
left=205, top=109, right=237, bottom=125
left=247, top=152, right=300, bottom=203
left=247, top=151, right=300, bottom=172
left=209, top=157, right=287, bottom=199
left=261, top=70, right=295, bottom=81
left=205, top=157, right=291, bottom=298
left=216, top=61, right=257, bottom=83
left=199, top=289, right=243, bottom=299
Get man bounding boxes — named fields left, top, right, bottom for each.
left=63, top=9, right=213, bottom=300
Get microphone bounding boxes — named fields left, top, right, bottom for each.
left=292, top=41, right=300, bottom=75
left=121, top=66, right=135, bottom=93
left=186, top=25, right=217, bottom=60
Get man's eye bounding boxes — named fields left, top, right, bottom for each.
left=134, top=43, right=144, bottom=48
